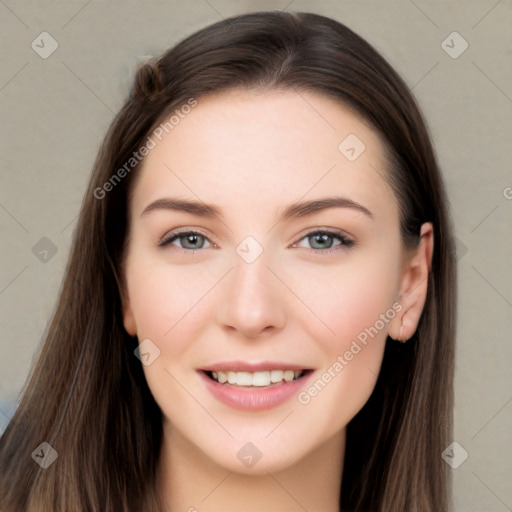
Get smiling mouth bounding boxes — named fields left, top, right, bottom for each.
left=203, top=369, right=313, bottom=387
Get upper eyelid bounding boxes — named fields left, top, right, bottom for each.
left=158, top=227, right=213, bottom=246
left=295, top=227, right=352, bottom=241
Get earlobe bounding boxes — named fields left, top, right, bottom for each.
left=123, top=306, right=137, bottom=337
left=120, top=290, right=137, bottom=337
left=118, top=263, right=137, bottom=337
left=389, top=222, right=434, bottom=342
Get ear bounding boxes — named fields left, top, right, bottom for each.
left=389, top=222, right=434, bottom=342
left=120, top=283, right=137, bottom=337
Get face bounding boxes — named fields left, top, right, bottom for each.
left=121, top=88, right=410, bottom=474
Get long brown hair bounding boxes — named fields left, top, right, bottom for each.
left=0, top=11, right=456, bottom=511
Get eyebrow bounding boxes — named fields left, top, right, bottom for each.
left=140, top=196, right=374, bottom=223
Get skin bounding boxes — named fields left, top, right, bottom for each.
left=121, top=88, right=433, bottom=511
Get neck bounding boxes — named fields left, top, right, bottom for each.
left=156, top=421, right=345, bottom=512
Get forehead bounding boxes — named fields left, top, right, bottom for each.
left=132, top=88, right=397, bottom=224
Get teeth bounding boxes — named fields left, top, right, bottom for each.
left=253, top=371, right=271, bottom=386
left=270, top=370, right=283, bottom=383
left=210, top=369, right=304, bottom=386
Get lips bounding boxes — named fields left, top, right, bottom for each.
left=199, top=361, right=310, bottom=372
left=197, top=361, right=314, bottom=411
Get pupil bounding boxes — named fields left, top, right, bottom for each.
left=313, top=234, right=331, bottom=249
left=186, top=234, right=201, bottom=248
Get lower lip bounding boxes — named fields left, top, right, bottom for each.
left=198, top=371, right=313, bottom=411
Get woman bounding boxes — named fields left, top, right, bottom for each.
left=0, top=10, right=457, bottom=511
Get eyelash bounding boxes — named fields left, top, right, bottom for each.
left=158, top=228, right=355, bottom=254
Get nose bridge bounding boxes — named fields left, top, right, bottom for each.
left=218, top=239, right=287, bottom=337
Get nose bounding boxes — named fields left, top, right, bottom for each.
left=216, top=251, right=287, bottom=339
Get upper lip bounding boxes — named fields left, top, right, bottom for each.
left=198, top=361, right=312, bottom=372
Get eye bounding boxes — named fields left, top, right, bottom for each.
left=158, top=230, right=214, bottom=251
left=158, top=228, right=354, bottom=254
left=293, top=229, right=354, bottom=253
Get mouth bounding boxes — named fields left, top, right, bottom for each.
left=202, top=368, right=312, bottom=387
left=197, top=364, right=315, bottom=411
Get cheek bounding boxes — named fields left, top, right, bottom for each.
left=125, top=260, right=214, bottom=414
left=291, top=252, right=399, bottom=351
left=290, top=255, right=397, bottom=424
left=125, top=257, right=221, bottom=356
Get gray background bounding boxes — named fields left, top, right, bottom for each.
left=1, top=1, right=511, bottom=510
